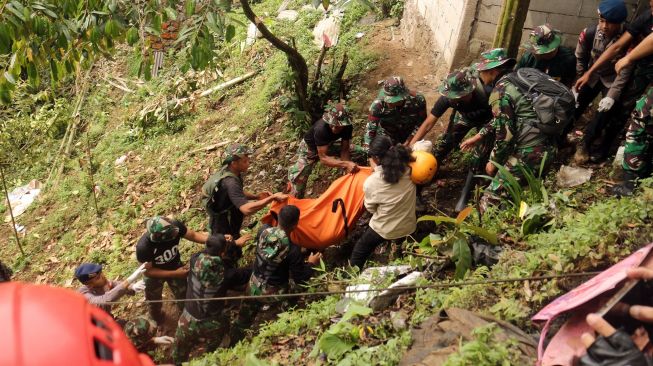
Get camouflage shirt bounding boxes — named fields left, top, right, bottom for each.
left=184, top=252, right=225, bottom=319
left=253, top=225, right=314, bottom=287
left=365, top=92, right=427, bottom=148
left=479, top=76, right=548, bottom=165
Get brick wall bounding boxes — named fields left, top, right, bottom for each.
left=402, top=0, right=647, bottom=71
left=473, top=0, right=641, bottom=50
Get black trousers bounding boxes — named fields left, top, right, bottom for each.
left=349, top=226, right=386, bottom=269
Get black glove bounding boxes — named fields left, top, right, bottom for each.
left=579, top=330, right=652, bottom=366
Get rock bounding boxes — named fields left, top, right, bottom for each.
left=390, top=310, right=408, bottom=331
left=277, top=10, right=299, bottom=22
left=246, top=23, right=262, bottom=46
left=556, top=165, right=593, bottom=188
left=114, top=154, right=128, bottom=166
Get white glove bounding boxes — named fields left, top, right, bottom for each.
left=126, top=263, right=147, bottom=283
left=152, top=336, right=175, bottom=345
left=129, top=279, right=146, bottom=292
left=598, top=97, right=615, bottom=112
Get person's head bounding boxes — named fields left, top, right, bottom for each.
left=146, top=216, right=179, bottom=243
left=124, top=317, right=156, bottom=350
left=0, top=260, right=12, bottom=282
left=322, top=101, right=352, bottom=134
left=223, top=143, right=253, bottom=173
left=368, top=135, right=411, bottom=184
left=74, top=263, right=108, bottom=289
left=206, top=234, right=228, bottom=256
left=475, top=48, right=516, bottom=85
left=598, top=0, right=627, bottom=37
left=439, top=69, right=475, bottom=105
left=522, top=24, right=562, bottom=58
left=379, top=76, right=409, bottom=108
left=278, top=205, right=300, bottom=232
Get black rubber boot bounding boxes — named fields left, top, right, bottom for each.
left=455, top=170, right=475, bottom=213
left=612, top=172, right=637, bottom=197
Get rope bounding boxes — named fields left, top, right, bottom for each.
left=105, top=271, right=601, bottom=305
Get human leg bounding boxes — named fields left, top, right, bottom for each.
left=349, top=226, right=386, bottom=270
left=144, top=276, right=165, bottom=322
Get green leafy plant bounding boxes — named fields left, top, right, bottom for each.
left=416, top=207, right=498, bottom=279
left=443, top=324, right=523, bottom=365
left=310, top=302, right=372, bottom=361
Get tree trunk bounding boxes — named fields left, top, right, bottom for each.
left=493, top=0, right=531, bottom=58
left=239, top=0, right=311, bottom=114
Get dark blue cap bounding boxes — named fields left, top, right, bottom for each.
left=74, top=263, right=103, bottom=283
left=598, top=0, right=627, bottom=23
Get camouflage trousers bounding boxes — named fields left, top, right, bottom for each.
left=229, top=274, right=286, bottom=346
left=287, top=140, right=364, bottom=198
left=172, top=309, right=228, bottom=364
left=435, top=112, right=492, bottom=169
left=623, top=86, right=653, bottom=178
left=607, top=65, right=653, bottom=138
left=485, top=144, right=556, bottom=198
left=144, top=276, right=187, bottom=321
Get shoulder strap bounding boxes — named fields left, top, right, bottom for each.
left=584, top=25, right=597, bottom=50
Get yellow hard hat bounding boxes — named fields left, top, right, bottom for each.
left=409, top=151, right=438, bottom=184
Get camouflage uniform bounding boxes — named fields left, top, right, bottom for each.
left=172, top=252, right=228, bottom=364
left=516, top=24, right=577, bottom=87
left=288, top=102, right=354, bottom=197
left=433, top=69, right=495, bottom=170
left=124, top=317, right=156, bottom=353
left=478, top=76, right=556, bottom=193
left=229, top=226, right=292, bottom=345
left=365, top=76, right=427, bottom=149
left=622, top=86, right=653, bottom=178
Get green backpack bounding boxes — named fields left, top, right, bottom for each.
left=201, top=167, right=237, bottom=211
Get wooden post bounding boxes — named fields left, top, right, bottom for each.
left=0, top=165, right=24, bottom=255
left=493, top=0, right=531, bottom=58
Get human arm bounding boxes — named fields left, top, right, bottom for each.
left=317, top=144, right=358, bottom=173
left=340, top=139, right=352, bottom=162
left=576, top=28, right=591, bottom=77
left=404, top=93, right=428, bottom=145
left=183, top=229, right=208, bottom=244
left=288, top=245, right=321, bottom=286
left=486, top=86, right=517, bottom=168
left=616, top=32, right=653, bottom=74
left=80, top=281, right=132, bottom=306
left=143, top=266, right=189, bottom=279
left=410, top=114, right=438, bottom=146
left=364, top=117, right=380, bottom=151
left=239, top=192, right=287, bottom=216
left=244, top=191, right=272, bottom=200
left=576, top=32, right=633, bottom=90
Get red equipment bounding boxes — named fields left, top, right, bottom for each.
left=0, top=282, right=155, bottom=366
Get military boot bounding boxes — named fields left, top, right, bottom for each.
left=611, top=172, right=637, bottom=197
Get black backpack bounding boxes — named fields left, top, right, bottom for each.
left=506, top=68, right=576, bottom=136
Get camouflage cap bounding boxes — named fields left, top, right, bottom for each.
left=378, top=76, right=409, bottom=103
left=438, top=69, right=475, bottom=99
left=223, top=143, right=253, bottom=165
left=322, top=102, right=352, bottom=127
left=124, top=317, right=155, bottom=348
left=146, top=216, right=180, bottom=242
left=522, top=24, right=562, bottom=55
left=475, top=48, right=516, bottom=71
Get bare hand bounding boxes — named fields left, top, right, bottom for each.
left=235, top=233, right=253, bottom=247
left=615, top=56, right=632, bottom=75
left=345, top=161, right=359, bottom=174
left=224, top=234, right=233, bottom=242
left=485, top=162, right=496, bottom=176
left=308, top=252, right=323, bottom=265
left=580, top=313, right=618, bottom=348
left=575, top=72, right=591, bottom=91
left=460, top=135, right=480, bottom=151
left=273, top=192, right=289, bottom=202
left=257, top=191, right=272, bottom=200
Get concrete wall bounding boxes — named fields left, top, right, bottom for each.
left=401, top=0, right=479, bottom=69
left=402, top=0, right=646, bottom=70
